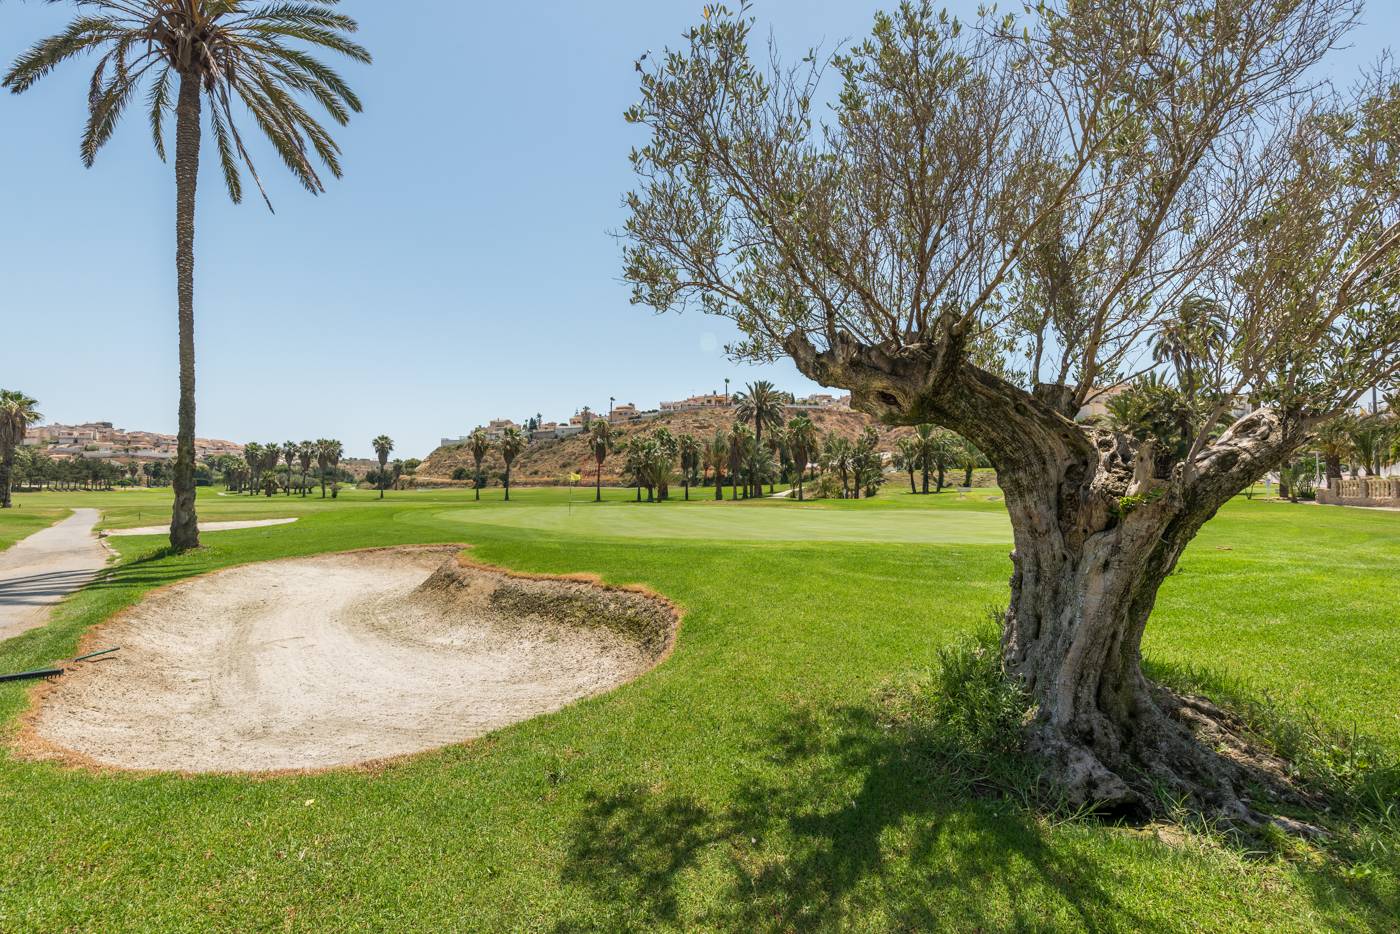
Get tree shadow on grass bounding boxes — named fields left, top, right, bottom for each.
left=557, top=703, right=1149, bottom=931
left=558, top=694, right=1400, bottom=931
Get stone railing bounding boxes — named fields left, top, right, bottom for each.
left=1317, top=476, right=1400, bottom=507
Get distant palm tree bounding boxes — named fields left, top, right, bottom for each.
left=5, top=2, right=370, bottom=550
left=0, top=390, right=42, bottom=508
left=467, top=428, right=491, bottom=500
left=587, top=419, right=615, bottom=502
left=733, top=381, right=785, bottom=496
left=391, top=458, right=404, bottom=491
left=281, top=442, right=297, bottom=496
left=259, top=443, right=281, bottom=497
left=297, top=441, right=315, bottom=497
left=324, top=439, right=344, bottom=498
left=678, top=433, right=701, bottom=500
left=314, top=439, right=340, bottom=499
left=896, top=435, right=920, bottom=494
left=824, top=434, right=853, bottom=499
left=786, top=415, right=816, bottom=501
left=244, top=442, right=263, bottom=496
left=705, top=431, right=728, bottom=500
left=727, top=423, right=751, bottom=501
left=764, top=425, right=786, bottom=495
left=372, top=435, right=394, bottom=498
left=498, top=427, right=525, bottom=501
left=651, top=427, right=678, bottom=500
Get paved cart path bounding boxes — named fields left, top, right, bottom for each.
left=0, top=509, right=108, bottom=643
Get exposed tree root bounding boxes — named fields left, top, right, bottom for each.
left=1030, top=681, right=1323, bottom=837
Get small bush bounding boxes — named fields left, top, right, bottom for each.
left=877, top=627, right=1037, bottom=800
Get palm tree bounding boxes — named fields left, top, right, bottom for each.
left=259, top=443, right=281, bottom=497
left=498, top=427, right=525, bottom=501
left=705, top=431, right=728, bottom=500
left=324, top=438, right=344, bottom=498
left=314, top=439, right=339, bottom=499
left=390, top=458, right=404, bottom=491
left=896, top=435, right=920, bottom=494
left=651, top=427, right=678, bottom=500
left=297, top=441, right=315, bottom=497
left=372, top=435, right=394, bottom=498
left=467, top=428, right=491, bottom=500
left=587, top=419, right=614, bottom=502
left=733, top=381, right=785, bottom=496
left=957, top=438, right=983, bottom=488
left=786, top=415, right=816, bottom=501
left=678, top=433, right=701, bottom=500
left=243, top=441, right=263, bottom=496
left=0, top=390, right=42, bottom=508
left=824, top=434, right=853, bottom=499
left=281, top=442, right=297, bottom=496
left=6, top=3, right=370, bottom=550
left=727, top=423, right=751, bottom=501
left=764, top=425, right=786, bottom=495
left=1152, top=295, right=1228, bottom=394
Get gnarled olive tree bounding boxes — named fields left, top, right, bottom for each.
left=623, top=0, right=1400, bottom=819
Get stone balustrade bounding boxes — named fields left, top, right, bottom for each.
left=1317, top=476, right=1400, bottom=507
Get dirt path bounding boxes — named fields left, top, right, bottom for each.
left=25, top=547, right=677, bottom=773
left=0, top=509, right=109, bottom=643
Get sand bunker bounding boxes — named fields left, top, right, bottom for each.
left=24, top=546, right=677, bottom=773
left=103, top=518, right=299, bottom=537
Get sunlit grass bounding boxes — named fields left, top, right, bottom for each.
left=0, top=485, right=1396, bottom=930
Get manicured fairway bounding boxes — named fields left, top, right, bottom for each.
left=0, top=486, right=1396, bottom=931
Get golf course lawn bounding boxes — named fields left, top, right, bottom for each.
left=0, top=486, right=1396, bottom=930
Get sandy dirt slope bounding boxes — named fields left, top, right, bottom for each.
left=0, top=509, right=109, bottom=643
left=25, top=547, right=677, bottom=773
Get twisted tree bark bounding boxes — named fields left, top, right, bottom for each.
left=787, top=330, right=1308, bottom=817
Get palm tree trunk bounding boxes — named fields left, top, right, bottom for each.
left=908, top=469, right=915, bottom=494
left=504, top=466, right=511, bottom=501
left=596, top=463, right=602, bottom=502
left=169, top=71, right=202, bottom=551
left=0, top=445, right=13, bottom=509
left=716, top=467, right=723, bottom=500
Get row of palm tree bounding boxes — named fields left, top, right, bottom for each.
left=893, top=426, right=982, bottom=494
left=450, top=427, right=528, bottom=501
left=227, top=440, right=346, bottom=498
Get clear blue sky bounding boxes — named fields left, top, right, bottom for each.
left=2, top=2, right=1395, bottom=458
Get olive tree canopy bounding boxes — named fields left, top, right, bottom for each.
left=623, top=0, right=1400, bottom=820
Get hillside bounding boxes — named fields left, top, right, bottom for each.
left=418, top=407, right=915, bottom=486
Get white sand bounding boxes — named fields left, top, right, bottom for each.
left=103, top=518, right=299, bottom=537
left=26, top=547, right=675, bottom=773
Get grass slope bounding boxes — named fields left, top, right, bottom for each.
left=0, top=487, right=1396, bottom=931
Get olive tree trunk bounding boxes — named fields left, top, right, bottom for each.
left=789, top=336, right=1307, bottom=817
left=169, top=71, right=202, bottom=551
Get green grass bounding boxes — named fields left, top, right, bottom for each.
left=0, top=485, right=1397, bottom=931
left=0, top=505, right=69, bottom=553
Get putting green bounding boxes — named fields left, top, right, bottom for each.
left=425, top=497, right=1014, bottom=544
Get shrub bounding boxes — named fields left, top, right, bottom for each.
left=877, top=626, right=1037, bottom=801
